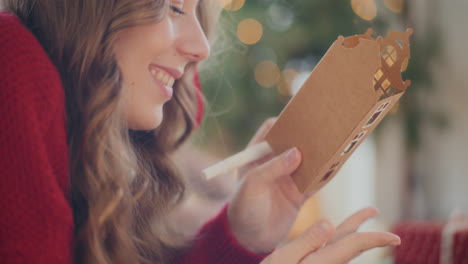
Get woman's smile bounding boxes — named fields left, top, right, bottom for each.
left=148, top=65, right=179, bottom=99
left=113, top=0, right=209, bottom=130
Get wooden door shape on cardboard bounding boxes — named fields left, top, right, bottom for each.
left=265, top=29, right=413, bottom=194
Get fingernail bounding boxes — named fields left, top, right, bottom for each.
left=317, top=220, right=332, bottom=235
left=285, top=148, right=299, bottom=165
left=374, top=208, right=380, bottom=215
left=388, top=235, right=401, bottom=246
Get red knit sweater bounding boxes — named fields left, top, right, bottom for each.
left=0, top=12, right=265, bottom=264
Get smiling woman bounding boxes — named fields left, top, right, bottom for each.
left=0, top=0, right=224, bottom=263
left=0, top=0, right=401, bottom=263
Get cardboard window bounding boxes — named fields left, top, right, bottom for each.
left=388, top=46, right=398, bottom=61
left=396, top=39, right=404, bottom=49
left=378, top=101, right=391, bottom=111
left=364, top=111, right=383, bottom=127
left=364, top=101, right=391, bottom=128
left=341, top=131, right=367, bottom=155
left=382, top=79, right=391, bottom=89
left=321, top=170, right=335, bottom=182
left=374, top=69, right=384, bottom=81
left=356, top=131, right=367, bottom=140
left=387, top=86, right=397, bottom=96
left=330, top=162, right=341, bottom=170
left=382, top=45, right=398, bottom=67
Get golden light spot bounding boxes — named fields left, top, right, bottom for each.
left=401, top=58, right=409, bottom=72
left=386, top=57, right=395, bottom=67
left=384, top=0, right=404, bottom=13
left=287, top=196, right=321, bottom=240
left=382, top=79, right=391, bottom=89
left=255, top=61, right=280, bottom=88
left=390, top=101, right=400, bottom=114
left=219, top=0, right=245, bottom=11
left=277, top=69, right=298, bottom=96
left=351, top=0, right=377, bottom=21
left=237, top=18, right=263, bottom=45
left=374, top=69, right=384, bottom=81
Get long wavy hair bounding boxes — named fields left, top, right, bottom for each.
left=3, top=0, right=219, bottom=263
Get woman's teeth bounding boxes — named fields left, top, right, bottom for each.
left=150, top=69, right=175, bottom=87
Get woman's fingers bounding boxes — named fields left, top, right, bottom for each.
left=301, top=231, right=400, bottom=264
left=247, top=147, right=302, bottom=184
left=267, top=220, right=335, bottom=264
left=330, top=207, right=379, bottom=244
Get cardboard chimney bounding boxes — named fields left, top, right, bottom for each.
left=264, top=29, right=413, bottom=194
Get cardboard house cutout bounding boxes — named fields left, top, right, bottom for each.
left=264, top=29, right=413, bottom=194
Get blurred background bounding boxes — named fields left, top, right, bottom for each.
left=0, top=0, right=464, bottom=262
left=176, top=0, right=468, bottom=263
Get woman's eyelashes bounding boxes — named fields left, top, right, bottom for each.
left=170, top=5, right=185, bottom=16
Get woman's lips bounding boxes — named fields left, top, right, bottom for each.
left=153, top=77, right=173, bottom=99
left=149, top=65, right=176, bottom=99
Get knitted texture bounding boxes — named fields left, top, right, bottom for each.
left=0, top=12, right=266, bottom=264
left=392, top=220, right=468, bottom=264
left=0, top=12, right=74, bottom=264
left=179, top=206, right=266, bottom=264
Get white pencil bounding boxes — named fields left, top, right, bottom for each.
left=202, top=141, right=273, bottom=180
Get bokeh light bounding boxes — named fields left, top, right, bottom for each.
left=351, top=0, right=377, bottom=21
left=237, top=18, right=263, bottom=45
left=401, top=58, right=409, bottom=72
left=267, top=4, right=295, bottom=32
left=254, top=61, right=281, bottom=88
left=291, top=71, right=310, bottom=95
left=277, top=69, right=299, bottom=96
left=219, top=0, right=245, bottom=11
left=384, top=0, right=404, bottom=13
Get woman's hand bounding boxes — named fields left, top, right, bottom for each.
left=228, top=146, right=304, bottom=253
left=228, top=118, right=306, bottom=253
left=228, top=118, right=400, bottom=256
left=261, top=212, right=400, bottom=264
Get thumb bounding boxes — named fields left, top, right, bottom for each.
left=268, top=220, right=335, bottom=264
left=248, top=147, right=302, bottom=183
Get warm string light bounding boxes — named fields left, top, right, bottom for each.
left=384, top=0, right=405, bottom=13
left=277, top=69, right=299, bottom=96
left=351, top=0, right=405, bottom=20
left=351, top=0, right=377, bottom=21
left=237, top=18, right=263, bottom=45
left=254, top=61, right=280, bottom=88
left=219, top=0, right=245, bottom=11
left=239, top=1, right=404, bottom=95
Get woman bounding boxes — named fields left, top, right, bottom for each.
left=0, top=0, right=400, bottom=263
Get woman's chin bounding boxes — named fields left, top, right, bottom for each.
left=139, top=118, right=162, bottom=131
left=127, top=111, right=163, bottom=131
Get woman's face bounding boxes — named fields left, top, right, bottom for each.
left=114, top=0, right=210, bottom=130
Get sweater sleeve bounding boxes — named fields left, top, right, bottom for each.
left=0, top=13, right=74, bottom=264
left=178, top=205, right=268, bottom=264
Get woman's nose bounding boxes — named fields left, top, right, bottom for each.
left=177, top=18, right=211, bottom=62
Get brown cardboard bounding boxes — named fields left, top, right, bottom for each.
left=264, top=29, right=413, bottom=194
